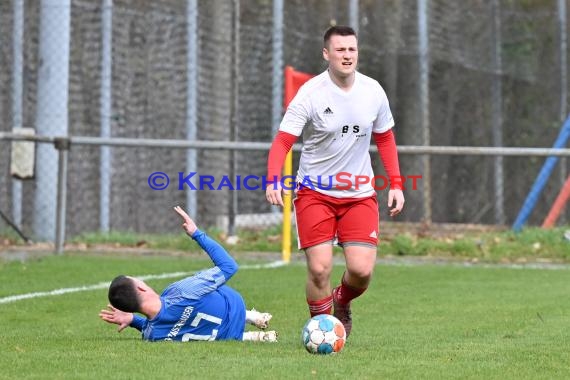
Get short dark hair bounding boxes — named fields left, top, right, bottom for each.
left=108, top=275, right=140, bottom=313
left=323, top=25, right=357, bottom=47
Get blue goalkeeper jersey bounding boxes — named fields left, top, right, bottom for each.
left=129, top=230, right=246, bottom=341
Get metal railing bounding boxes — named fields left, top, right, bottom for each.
left=2, top=132, right=570, bottom=254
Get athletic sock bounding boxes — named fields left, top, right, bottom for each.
left=335, top=277, right=366, bottom=305
left=307, top=295, right=333, bottom=317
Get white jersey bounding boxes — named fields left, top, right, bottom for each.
left=279, top=70, right=394, bottom=198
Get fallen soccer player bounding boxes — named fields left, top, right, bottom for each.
left=99, top=206, right=277, bottom=342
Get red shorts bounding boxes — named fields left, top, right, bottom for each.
left=293, top=187, right=379, bottom=250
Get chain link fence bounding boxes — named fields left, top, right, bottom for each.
left=0, top=0, right=569, bottom=242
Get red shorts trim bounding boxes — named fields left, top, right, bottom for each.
left=293, top=188, right=379, bottom=249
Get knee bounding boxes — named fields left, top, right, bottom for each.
left=308, top=263, right=332, bottom=286
left=346, top=266, right=374, bottom=281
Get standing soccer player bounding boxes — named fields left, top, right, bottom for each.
left=265, top=25, right=405, bottom=338
left=99, top=206, right=276, bottom=342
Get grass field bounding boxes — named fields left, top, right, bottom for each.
left=1, top=249, right=569, bottom=379
left=60, top=224, right=570, bottom=262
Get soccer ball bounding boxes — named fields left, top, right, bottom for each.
left=301, top=314, right=346, bottom=354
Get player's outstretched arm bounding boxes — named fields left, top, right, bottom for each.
left=99, top=304, right=134, bottom=333
left=173, top=206, right=238, bottom=280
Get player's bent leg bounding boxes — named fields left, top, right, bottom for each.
left=332, top=286, right=353, bottom=338
left=242, top=330, right=278, bottom=342
left=336, top=195, right=378, bottom=289
left=343, top=244, right=377, bottom=288
left=245, top=308, right=272, bottom=329
left=333, top=245, right=376, bottom=338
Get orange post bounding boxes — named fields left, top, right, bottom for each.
left=281, top=66, right=314, bottom=262
left=542, top=175, right=570, bottom=228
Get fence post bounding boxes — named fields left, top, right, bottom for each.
left=55, top=137, right=70, bottom=255
left=99, top=0, right=113, bottom=232
left=34, top=0, right=71, bottom=241
left=558, top=0, right=568, bottom=224
left=349, top=0, right=359, bottom=34
left=11, top=0, right=24, bottom=229
left=185, top=0, right=199, bottom=219
left=228, top=0, right=240, bottom=237
left=418, top=0, right=431, bottom=224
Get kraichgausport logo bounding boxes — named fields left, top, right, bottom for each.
left=147, top=172, right=421, bottom=191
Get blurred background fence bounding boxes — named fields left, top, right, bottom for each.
left=0, top=0, right=569, bottom=243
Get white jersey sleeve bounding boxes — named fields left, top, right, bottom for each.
left=372, top=83, right=395, bottom=134
left=279, top=78, right=319, bottom=137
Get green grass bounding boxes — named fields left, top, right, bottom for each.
left=64, top=224, right=285, bottom=252
left=379, top=226, right=570, bottom=261
left=4, top=224, right=570, bottom=263
left=1, top=253, right=570, bottom=379
left=60, top=224, right=570, bottom=262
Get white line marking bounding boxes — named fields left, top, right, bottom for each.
left=0, top=261, right=287, bottom=305
left=5, top=258, right=565, bottom=305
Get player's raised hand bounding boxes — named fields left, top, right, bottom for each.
left=174, top=206, right=198, bottom=236
left=99, top=304, right=133, bottom=332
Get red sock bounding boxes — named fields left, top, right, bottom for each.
left=335, top=277, right=366, bottom=305
left=307, top=295, right=333, bottom=317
